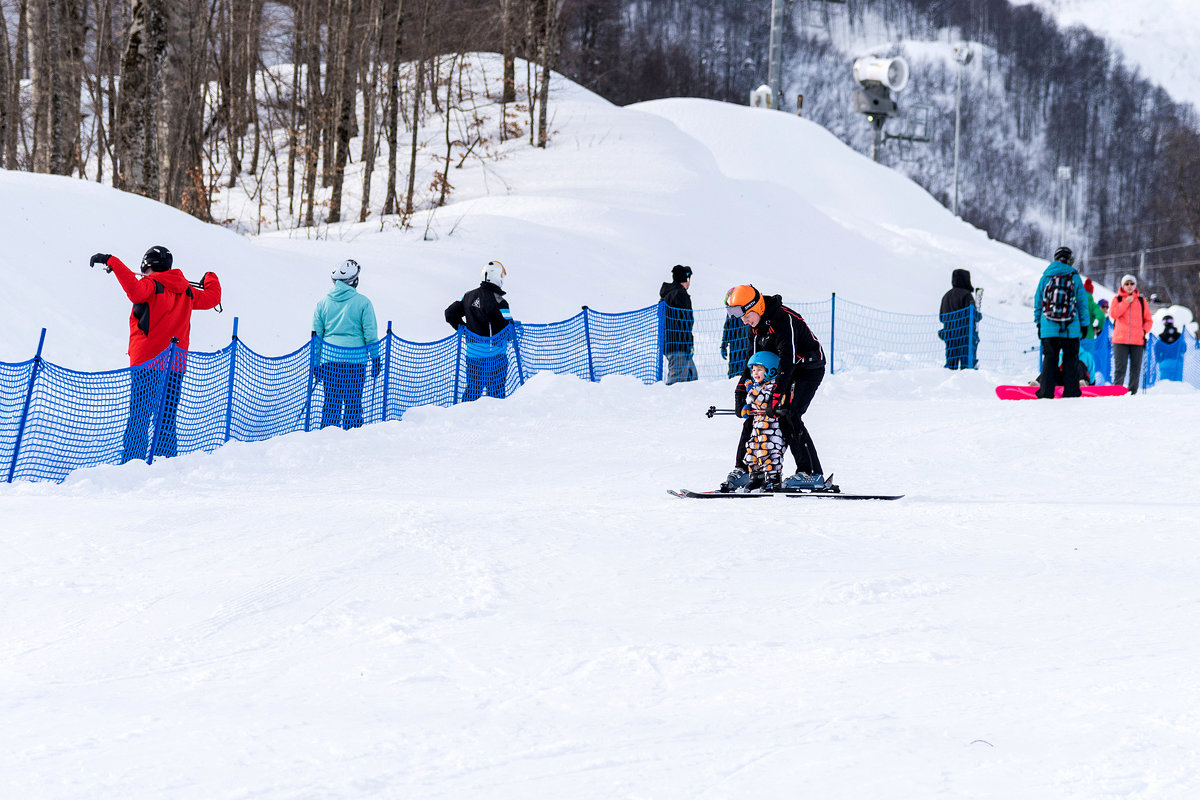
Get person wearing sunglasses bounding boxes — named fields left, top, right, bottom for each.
left=719, top=284, right=830, bottom=492
left=1109, top=273, right=1154, bottom=394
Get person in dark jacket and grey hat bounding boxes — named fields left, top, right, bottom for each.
left=660, top=264, right=696, bottom=384
left=938, top=268, right=980, bottom=369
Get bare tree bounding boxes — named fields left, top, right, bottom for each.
left=9, top=0, right=27, bottom=168
left=0, top=0, right=11, bottom=166
left=381, top=0, right=405, bottom=217
left=536, top=0, right=564, bottom=148
left=29, top=0, right=86, bottom=175
left=404, top=0, right=432, bottom=217
left=158, top=0, right=211, bottom=219
left=357, top=0, right=384, bottom=221
left=326, top=0, right=362, bottom=223
left=116, top=0, right=168, bottom=197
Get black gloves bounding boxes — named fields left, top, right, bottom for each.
left=90, top=253, right=113, bottom=272
left=371, top=358, right=381, bottom=379
left=767, top=389, right=787, bottom=418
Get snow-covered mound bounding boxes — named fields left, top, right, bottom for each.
left=1, top=57, right=1044, bottom=369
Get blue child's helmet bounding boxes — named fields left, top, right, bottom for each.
left=746, top=350, right=780, bottom=380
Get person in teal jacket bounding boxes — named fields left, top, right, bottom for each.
left=312, top=259, right=380, bottom=429
left=1033, top=246, right=1090, bottom=398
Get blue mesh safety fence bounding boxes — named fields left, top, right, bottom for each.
left=4, top=297, right=1195, bottom=483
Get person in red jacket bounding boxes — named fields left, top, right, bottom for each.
left=1108, top=273, right=1154, bottom=394
left=90, top=246, right=222, bottom=462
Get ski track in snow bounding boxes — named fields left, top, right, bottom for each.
left=3, top=370, right=1200, bottom=798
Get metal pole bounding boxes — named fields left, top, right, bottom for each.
left=829, top=292, right=836, bottom=375
left=953, top=64, right=962, bottom=216
left=7, top=328, right=46, bottom=483
left=382, top=321, right=393, bottom=421
left=768, top=0, right=786, bottom=109
left=222, top=317, right=239, bottom=443
left=581, top=306, right=596, bottom=382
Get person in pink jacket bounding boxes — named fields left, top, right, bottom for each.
left=1108, top=273, right=1154, bottom=394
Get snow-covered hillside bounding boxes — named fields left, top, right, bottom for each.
left=1015, top=0, right=1200, bottom=109
left=1, top=55, right=1043, bottom=369
left=3, top=61, right=1199, bottom=799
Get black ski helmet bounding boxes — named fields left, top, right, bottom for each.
left=1053, top=246, right=1074, bottom=266
left=141, top=245, right=173, bottom=273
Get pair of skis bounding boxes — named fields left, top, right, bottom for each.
left=669, top=488, right=903, bottom=501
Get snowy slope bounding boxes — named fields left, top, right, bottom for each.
left=3, top=60, right=1200, bottom=799
left=1, top=57, right=1043, bottom=369
left=1015, top=0, right=1200, bottom=109
left=5, top=371, right=1200, bottom=798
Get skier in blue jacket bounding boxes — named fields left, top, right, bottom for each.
left=312, top=259, right=380, bottom=429
left=1033, top=246, right=1090, bottom=399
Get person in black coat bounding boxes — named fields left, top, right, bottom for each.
left=659, top=264, right=697, bottom=384
left=721, top=285, right=829, bottom=491
left=445, top=260, right=514, bottom=401
left=938, top=268, right=980, bottom=369
left=720, top=314, right=750, bottom=379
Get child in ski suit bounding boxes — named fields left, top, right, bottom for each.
left=739, top=352, right=786, bottom=491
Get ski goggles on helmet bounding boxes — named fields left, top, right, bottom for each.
left=725, top=285, right=763, bottom=318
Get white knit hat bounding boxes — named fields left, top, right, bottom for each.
left=1120, top=274, right=1137, bottom=288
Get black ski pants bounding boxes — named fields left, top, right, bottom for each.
left=735, top=369, right=824, bottom=474
left=1038, top=337, right=1082, bottom=398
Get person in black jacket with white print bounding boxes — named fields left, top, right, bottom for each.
left=720, top=284, right=831, bottom=492
left=445, top=260, right=514, bottom=402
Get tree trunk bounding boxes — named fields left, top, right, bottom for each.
left=327, top=0, right=360, bottom=224
left=116, top=0, right=168, bottom=197
left=359, top=0, right=384, bottom=222
left=301, top=0, right=323, bottom=227
left=404, top=0, right=429, bottom=217
left=404, top=54, right=423, bottom=216
left=8, top=0, right=29, bottom=169
left=382, top=0, right=405, bottom=217
left=0, top=0, right=11, bottom=166
left=501, top=0, right=516, bottom=103
left=537, top=0, right=557, bottom=148
left=158, top=0, right=210, bottom=219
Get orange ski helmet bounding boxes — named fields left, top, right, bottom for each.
left=725, top=285, right=765, bottom=318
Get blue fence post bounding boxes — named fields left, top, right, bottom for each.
left=512, top=325, right=526, bottom=387
left=829, top=293, right=837, bottom=376
left=383, top=321, right=393, bottom=421
left=655, top=301, right=665, bottom=382
left=453, top=328, right=463, bottom=404
left=146, top=339, right=178, bottom=466
left=6, top=328, right=46, bottom=484
left=223, top=317, right=239, bottom=443
left=304, top=333, right=317, bottom=431
left=582, top=306, right=596, bottom=382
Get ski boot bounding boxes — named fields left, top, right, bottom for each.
left=781, top=472, right=838, bottom=492
left=719, top=467, right=752, bottom=493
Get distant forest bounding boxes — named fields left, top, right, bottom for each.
left=1, top=0, right=1197, bottom=310
left=557, top=0, right=1200, bottom=312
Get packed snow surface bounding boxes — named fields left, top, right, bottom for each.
left=3, top=58, right=1199, bottom=797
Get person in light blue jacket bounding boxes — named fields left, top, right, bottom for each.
left=1033, top=246, right=1090, bottom=399
left=312, top=259, right=380, bottom=429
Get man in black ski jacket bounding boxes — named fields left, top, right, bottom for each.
left=445, top=260, right=514, bottom=401
left=938, top=268, right=979, bottom=369
left=722, top=285, right=829, bottom=491
left=659, top=264, right=697, bottom=384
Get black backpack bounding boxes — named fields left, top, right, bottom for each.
left=1041, top=272, right=1077, bottom=323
